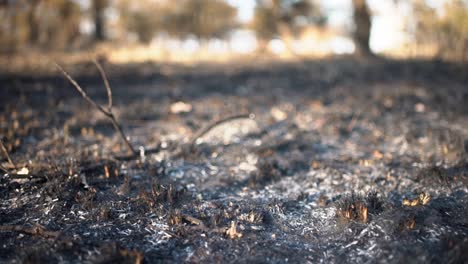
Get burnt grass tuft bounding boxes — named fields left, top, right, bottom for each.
left=1, top=58, right=468, bottom=263
left=335, top=191, right=386, bottom=224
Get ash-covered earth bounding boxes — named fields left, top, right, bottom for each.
left=1, top=57, right=467, bottom=263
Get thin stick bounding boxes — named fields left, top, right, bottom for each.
left=190, top=113, right=253, bottom=146
left=55, top=63, right=108, bottom=115
left=182, top=214, right=204, bottom=226
left=0, top=139, right=16, bottom=170
left=93, top=59, right=112, bottom=111
left=55, top=62, right=137, bottom=155
left=109, top=115, right=137, bottom=155
left=0, top=164, right=8, bottom=173
left=0, top=224, right=61, bottom=239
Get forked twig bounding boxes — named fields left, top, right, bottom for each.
left=0, top=138, right=16, bottom=170
left=93, top=59, right=113, bottom=111
left=55, top=62, right=137, bottom=156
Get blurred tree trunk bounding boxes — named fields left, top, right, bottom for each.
left=27, top=0, right=40, bottom=45
left=352, top=0, right=372, bottom=56
left=93, top=0, right=107, bottom=41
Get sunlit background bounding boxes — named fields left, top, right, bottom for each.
left=1, top=0, right=467, bottom=65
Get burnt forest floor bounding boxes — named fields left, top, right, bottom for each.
left=1, top=56, right=468, bottom=263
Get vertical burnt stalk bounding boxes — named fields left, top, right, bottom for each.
left=55, top=61, right=137, bottom=156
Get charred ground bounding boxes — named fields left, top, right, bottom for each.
left=1, top=57, right=467, bottom=263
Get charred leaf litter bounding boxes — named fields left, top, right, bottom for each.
left=1, top=57, right=468, bottom=263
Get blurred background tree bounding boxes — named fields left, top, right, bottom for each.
left=27, top=0, right=41, bottom=45
left=351, top=0, right=372, bottom=56
left=118, top=0, right=236, bottom=44
left=1, top=0, right=468, bottom=62
left=117, top=0, right=162, bottom=43
left=410, top=0, right=468, bottom=61
left=92, top=0, right=108, bottom=41
left=161, top=0, right=237, bottom=41
left=0, top=0, right=81, bottom=53
left=43, top=0, right=82, bottom=49
left=251, top=0, right=325, bottom=52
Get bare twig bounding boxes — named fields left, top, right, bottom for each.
left=190, top=113, right=253, bottom=146
left=0, top=164, right=8, bottom=173
left=108, top=114, right=137, bottom=155
left=55, top=62, right=137, bottom=156
left=93, top=59, right=112, bottom=111
left=0, top=224, right=61, bottom=239
left=182, top=214, right=204, bottom=226
left=0, top=138, right=16, bottom=170
left=54, top=63, right=107, bottom=114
